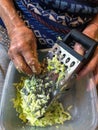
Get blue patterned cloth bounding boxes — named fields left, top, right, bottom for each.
left=0, top=0, right=98, bottom=49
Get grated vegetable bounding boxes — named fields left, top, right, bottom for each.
left=13, top=56, right=71, bottom=127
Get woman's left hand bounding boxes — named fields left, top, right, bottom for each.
left=77, top=23, right=98, bottom=85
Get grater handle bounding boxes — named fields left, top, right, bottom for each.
left=63, top=29, right=98, bottom=61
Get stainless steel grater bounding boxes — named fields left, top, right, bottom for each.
left=46, top=29, right=97, bottom=86
left=38, top=29, right=98, bottom=116
left=47, top=43, right=81, bottom=83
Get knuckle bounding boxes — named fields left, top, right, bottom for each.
left=8, top=48, right=14, bottom=57
left=9, top=45, right=17, bottom=53
left=19, top=64, right=32, bottom=75
left=17, top=42, right=25, bottom=49
left=28, top=58, right=35, bottom=65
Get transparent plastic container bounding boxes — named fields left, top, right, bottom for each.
left=0, top=51, right=98, bottom=130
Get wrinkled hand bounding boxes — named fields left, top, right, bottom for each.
left=8, top=26, right=41, bottom=75
left=74, top=24, right=98, bottom=85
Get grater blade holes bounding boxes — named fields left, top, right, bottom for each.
left=56, top=50, right=62, bottom=56
left=70, top=61, right=75, bottom=67
left=65, top=57, right=70, bottom=63
left=60, top=53, right=66, bottom=60
left=53, top=54, right=55, bottom=57
left=65, top=65, right=68, bottom=70
left=63, top=54, right=66, bottom=57
left=53, top=47, right=58, bottom=52
left=60, top=61, right=64, bottom=64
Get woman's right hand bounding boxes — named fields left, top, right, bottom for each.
left=8, top=25, right=41, bottom=75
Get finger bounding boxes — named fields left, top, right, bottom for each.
left=74, top=43, right=85, bottom=55
left=31, top=38, right=38, bottom=58
left=94, top=64, right=98, bottom=85
left=95, top=73, right=98, bottom=85
left=93, top=47, right=98, bottom=85
left=28, top=57, right=41, bottom=74
left=78, top=56, right=97, bottom=78
left=11, top=54, right=33, bottom=75
left=21, top=48, right=41, bottom=74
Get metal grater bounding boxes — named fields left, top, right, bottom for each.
left=38, top=29, right=97, bottom=117
left=47, top=43, right=81, bottom=82
left=46, top=29, right=97, bottom=85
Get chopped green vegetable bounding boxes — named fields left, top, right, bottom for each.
left=47, top=55, right=67, bottom=86
left=13, top=56, right=71, bottom=127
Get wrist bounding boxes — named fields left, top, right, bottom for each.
left=7, top=14, right=25, bottom=35
left=9, top=25, right=27, bottom=38
left=0, top=0, right=25, bottom=35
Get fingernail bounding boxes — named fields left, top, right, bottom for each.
left=31, top=66, right=37, bottom=73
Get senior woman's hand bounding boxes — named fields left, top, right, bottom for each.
left=8, top=25, right=41, bottom=75
left=0, top=0, right=41, bottom=75
left=74, top=23, right=98, bottom=85
left=80, top=23, right=98, bottom=85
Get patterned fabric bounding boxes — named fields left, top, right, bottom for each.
left=0, top=0, right=98, bottom=49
